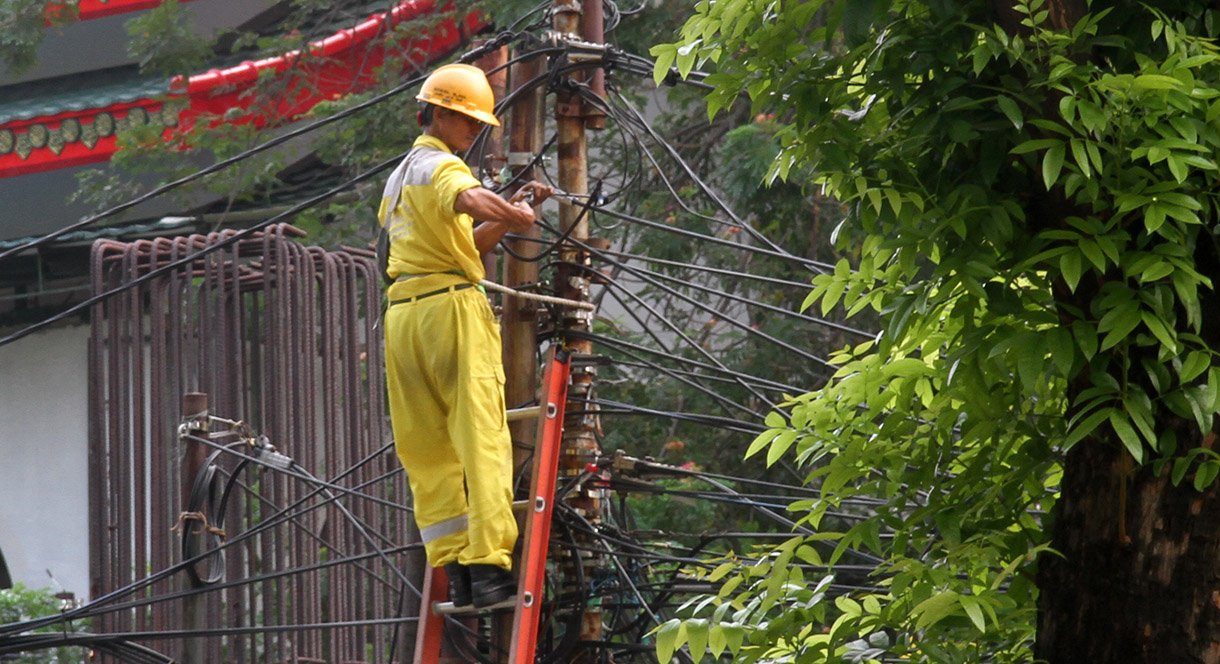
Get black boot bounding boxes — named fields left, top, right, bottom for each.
left=444, top=562, right=472, bottom=607
left=468, top=564, right=517, bottom=608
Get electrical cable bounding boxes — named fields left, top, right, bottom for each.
left=592, top=246, right=878, bottom=339
left=0, top=147, right=404, bottom=348
left=3, top=436, right=415, bottom=638
left=545, top=252, right=786, bottom=410
left=0, top=31, right=526, bottom=265
left=2, top=10, right=911, bottom=662
left=601, top=85, right=817, bottom=273
left=603, top=252, right=872, bottom=338
left=542, top=224, right=837, bottom=373
left=566, top=397, right=764, bottom=433
left=565, top=329, right=802, bottom=393
left=498, top=180, right=605, bottom=262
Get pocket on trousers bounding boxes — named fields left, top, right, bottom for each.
left=472, top=364, right=507, bottom=431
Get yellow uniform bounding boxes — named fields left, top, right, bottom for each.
left=379, top=134, right=517, bottom=570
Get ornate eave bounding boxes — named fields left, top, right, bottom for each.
left=1, top=0, right=484, bottom=178
left=72, top=0, right=202, bottom=21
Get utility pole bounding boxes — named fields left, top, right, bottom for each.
left=180, top=392, right=208, bottom=664
left=494, top=41, right=546, bottom=664
left=553, top=0, right=606, bottom=659
left=503, top=50, right=547, bottom=475
left=476, top=44, right=509, bottom=283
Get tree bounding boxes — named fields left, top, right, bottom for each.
left=0, top=1, right=77, bottom=77
left=0, top=584, right=89, bottom=663
left=652, top=0, right=1220, bottom=662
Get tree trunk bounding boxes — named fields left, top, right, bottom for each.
left=1018, top=0, right=1220, bottom=656
left=1036, top=428, right=1220, bottom=662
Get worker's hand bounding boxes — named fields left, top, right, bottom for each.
left=510, top=181, right=555, bottom=206
left=508, top=200, right=537, bottom=232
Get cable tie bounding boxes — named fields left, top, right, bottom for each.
left=172, top=511, right=227, bottom=540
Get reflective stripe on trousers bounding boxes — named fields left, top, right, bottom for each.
left=384, top=286, right=517, bottom=569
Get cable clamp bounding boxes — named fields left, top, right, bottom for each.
left=180, top=410, right=210, bottom=434
left=507, top=151, right=535, bottom=167
left=249, top=434, right=294, bottom=470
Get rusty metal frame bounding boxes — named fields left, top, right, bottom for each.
left=87, top=224, right=411, bottom=663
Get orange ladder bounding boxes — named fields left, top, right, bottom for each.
left=412, top=347, right=572, bottom=664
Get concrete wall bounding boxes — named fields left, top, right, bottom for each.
left=0, top=324, right=90, bottom=598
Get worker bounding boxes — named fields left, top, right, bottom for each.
left=377, top=63, right=553, bottom=608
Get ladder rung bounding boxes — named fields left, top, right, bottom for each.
left=506, top=406, right=540, bottom=422
left=431, top=596, right=517, bottom=615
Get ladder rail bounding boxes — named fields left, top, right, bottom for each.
left=508, top=348, right=572, bottom=664
left=412, top=347, right=571, bottom=664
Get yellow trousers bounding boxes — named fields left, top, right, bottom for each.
left=384, top=276, right=517, bottom=569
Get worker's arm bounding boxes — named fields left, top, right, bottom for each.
left=457, top=182, right=553, bottom=254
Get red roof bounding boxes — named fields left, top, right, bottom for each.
left=74, top=0, right=202, bottom=21
left=2, top=0, right=484, bottom=178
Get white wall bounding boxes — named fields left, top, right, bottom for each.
left=0, top=324, right=90, bottom=599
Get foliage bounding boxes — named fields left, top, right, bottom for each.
left=125, top=0, right=213, bottom=77
left=0, top=1, right=78, bottom=77
left=0, top=584, right=89, bottom=663
left=651, top=0, right=1220, bottom=661
left=592, top=95, right=854, bottom=477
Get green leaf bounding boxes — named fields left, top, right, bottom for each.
left=1144, top=204, right=1167, bottom=233
left=1060, top=250, right=1083, bottom=292
left=1167, top=155, right=1188, bottom=183
left=1132, top=73, right=1184, bottom=90
left=1043, top=142, right=1066, bottom=189
left=1070, top=138, right=1091, bottom=177
left=1180, top=351, right=1210, bottom=383
left=1140, top=260, right=1175, bottom=283
left=767, top=429, right=799, bottom=466
left=649, top=44, right=677, bottom=86
left=708, top=621, right=727, bottom=659
left=959, top=594, right=987, bottom=632
left=685, top=619, right=709, bottom=662
left=1079, top=239, right=1106, bottom=271
left=997, top=95, right=1023, bottom=130
left=1141, top=310, right=1178, bottom=351
left=1195, top=460, right=1220, bottom=492
left=654, top=620, right=684, bottom=664
left=1065, top=407, right=1114, bottom=450
left=708, top=561, right=737, bottom=583
left=1100, top=303, right=1141, bottom=351
left=1173, top=456, right=1193, bottom=485
left=1073, top=320, right=1099, bottom=360
left=746, top=429, right=777, bottom=459
left=721, top=623, right=745, bottom=654
left=913, top=591, right=960, bottom=629
left=1048, top=326, right=1076, bottom=377
left=1110, top=411, right=1144, bottom=463
left=1010, top=138, right=1061, bottom=155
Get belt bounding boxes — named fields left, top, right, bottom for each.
left=395, top=270, right=465, bottom=283
left=389, top=283, right=474, bottom=307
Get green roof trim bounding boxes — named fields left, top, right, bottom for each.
left=0, top=66, right=169, bottom=127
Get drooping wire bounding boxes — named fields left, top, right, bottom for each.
left=0, top=29, right=525, bottom=266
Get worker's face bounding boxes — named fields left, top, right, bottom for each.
left=435, top=108, right=484, bottom=153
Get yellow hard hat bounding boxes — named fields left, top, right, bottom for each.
left=416, top=63, right=500, bottom=127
